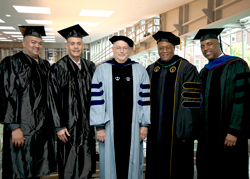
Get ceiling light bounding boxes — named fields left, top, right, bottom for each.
left=43, top=40, right=56, bottom=42
left=0, top=37, right=7, bottom=40
left=0, top=19, right=5, bottom=23
left=17, top=38, right=24, bottom=40
left=25, top=19, right=53, bottom=24
left=11, top=35, right=23, bottom=37
left=79, top=9, right=114, bottom=17
left=45, top=28, right=54, bottom=31
left=0, top=40, right=13, bottom=42
left=6, top=14, right=11, bottom=17
left=0, top=26, right=15, bottom=30
left=3, top=31, right=21, bottom=34
left=13, top=5, right=51, bottom=14
left=75, top=22, right=99, bottom=26
left=46, top=33, right=55, bottom=35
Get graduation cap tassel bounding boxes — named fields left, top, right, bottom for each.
left=180, top=39, right=182, bottom=51
left=219, top=34, right=225, bottom=55
left=133, top=44, right=136, bottom=51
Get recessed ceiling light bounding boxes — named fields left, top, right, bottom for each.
left=6, top=14, right=11, bottom=17
left=46, top=33, right=55, bottom=35
left=11, top=35, right=23, bottom=37
left=0, top=26, right=15, bottom=30
left=45, top=28, right=54, bottom=31
left=13, top=5, right=51, bottom=14
left=0, top=19, right=5, bottom=23
left=25, top=19, right=53, bottom=24
left=75, top=22, right=99, bottom=26
left=3, top=31, right=21, bottom=34
left=0, top=39, right=13, bottom=42
left=79, top=9, right=114, bottom=17
left=0, top=37, right=7, bottom=40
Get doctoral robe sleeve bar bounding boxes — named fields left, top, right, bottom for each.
left=228, top=60, right=250, bottom=135
left=137, top=68, right=151, bottom=127
left=175, top=60, right=201, bottom=139
left=90, top=67, right=108, bottom=126
left=181, top=82, right=201, bottom=108
left=181, top=63, right=201, bottom=109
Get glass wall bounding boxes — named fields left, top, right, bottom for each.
left=176, top=27, right=250, bottom=71
left=131, top=27, right=250, bottom=71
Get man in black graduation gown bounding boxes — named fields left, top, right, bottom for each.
left=0, top=26, right=56, bottom=178
left=48, top=24, right=96, bottom=179
left=194, top=28, right=250, bottom=179
left=146, top=31, right=201, bottom=179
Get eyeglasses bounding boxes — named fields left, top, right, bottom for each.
left=114, top=46, right=129, bottom=51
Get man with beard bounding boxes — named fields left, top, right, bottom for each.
left=194, top=28, right=250, bottom=179
left=0, top=26, right=56, bottom=178
left=48, top=24, right=96, bottom=179
left=90, top=36, right=150, bottom=179
left=146, top=31, right=201, bottom=179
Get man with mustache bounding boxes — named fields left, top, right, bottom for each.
left=194, top=28, right=250, bottom=179
left=0, top=26, right=56, bottom=178
left=90, top=36, right=150, bottom=179
left=48, top=24, right=96, bottom=179
left=146, top=31, right=201, bottom=179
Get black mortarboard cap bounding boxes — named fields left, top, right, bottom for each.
left=109, top=36, right=134, bottom=47
left=19, top=26, right=46, bottom=38
left=193, top=28, right=224, bottom=41
left=153, top=31, right=180, bottom=46
left=58, top=24, right=89, bottom=40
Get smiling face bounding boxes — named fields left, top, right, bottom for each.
left=65, top=37, right=84, bottom=61
left=112, top=40, right=131, bottom=63
left=200, top=39, right=222, bottom=61
left=22, top=36, right=43, bottom=59
left=157, top=41, right=175, bottom=62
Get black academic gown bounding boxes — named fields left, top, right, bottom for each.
left=0, top=51, right=56, bottom=179
left=146, top=55, right=201, bottom=179
left=196, top=56, right=250, bottom=179
left=48, top=55, right=96, bottom=179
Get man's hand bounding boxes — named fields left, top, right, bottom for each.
left=57, top=128, right=70, bottom=143
left=12, top=128, right=25, bottom=147
left=224, top=133, right=237, bottom=148
left=140, top=127, right=148, bottom=142
left=97, top=129, right=105, bottom=143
